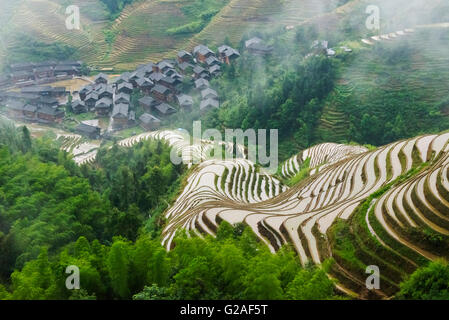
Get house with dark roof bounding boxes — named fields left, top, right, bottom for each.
left=58, top=60, right=83, bottom=68
left=201, top=88, right=218, bottom=100
left=151, top=84, right=172, bottom=102
left=117, top=82, right=133, bottom=95
left=79, top=84, right=94, bottom=101
left=218, top=45, right=231, bottom=56
left=53, top=65, right=80, bottom=76
left=112, top=103, right=129, bottom=129
left=139, top=96, right=159, bottom=112
left=195, top=78, right=210, bottom=90
left=75, top=123, right=101, bottom=139
left=153, top=61, right=174, bottom=74
left=113, top=72, right=130, bottom=87
left=193, top=45, right=215, bottom=63
left=21, top=86, right=65, bottom=97
left=200, top=98, right=219, bottom=113
left=160, top=61, right=175, bottom=74
left=209, top=65, right=221, bottom=76
left=139, top=113, right=161, bottom=131
left=137, top=62, right=154, bottom=72
left=114, top=92, right=131, bottom=105
left=205, top=56, right=221, bottom=67
left=177, top=94, right=194, bottom=110
left=97, top=85, right=114, bottom=100
left=2, top=92, right=40, bottom=103
left=164, top=68, right=177, bottom=77
left=32, top=61, right=57, bottom=69
left=177, top=50, right=193, bottom=64
left=139, top=64, right=154, bottom=78
left=135, top=78, right=154, bottom=93
left=23, top=104, right=38, bottom=119
left=160, top=76, right=181, bottom=92
left=149, top=72, right=165, bottom=83
left=37, top=96, right=59, bottom=109
left=6, top=101, right=25, bottom=118
left=51, top=87, right=67, bottom=97
left=72, top=100, right=87, bottom=114
left=33, top=66, right=54, bottom=79
left=193, top=65, right=210, bottom=80
left=95, top=97, right=112, bottom=116
left=177, top=62, right=194, bottom=74
left=129, top=71, right=143, bottom=87
left=85, top=92, right=99, bottom=109
left=94, top=73, right=108, bottom=84
left=218, top=45, right=240, bottom=64
left=154, top=103, right=176, bottom=117
left=10, top=62, right=35, bottom=72
left=21, top=86, right=53, bottom=96
left=11, top=70, right=34, bottom=83
left=37, top=106, right=65, bottom=123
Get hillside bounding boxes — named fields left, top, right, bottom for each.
left=0, top=0, right=339, bottom=70
left=317, top=27, right=449, bottom=145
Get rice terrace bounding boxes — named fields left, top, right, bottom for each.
left=1, top=0, right=449, bottom=308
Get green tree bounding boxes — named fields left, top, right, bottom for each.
left=398, top=260, right=449, bottom=300
left=21, top=126, right=32, bottom=153
left=286, top=266, right=336, bottom=300
left=107, top=240, right=131, bottom=299
left=10, top=248, right=57, bottom=300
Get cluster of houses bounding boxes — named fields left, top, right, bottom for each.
left=0, top=85, right=67, bottom=123
left=73, top=43, right=240, bottom=133
left=73, top=73, right=137, bottom=130
left=0, top=43, right=243, bottom=137
left=0, top=61, right=83, bottom=89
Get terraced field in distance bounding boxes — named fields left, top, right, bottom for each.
left=1, top=0, right=342, bottom=70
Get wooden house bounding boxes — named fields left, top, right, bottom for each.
left=37, top=106, right=65, bottom=123
left=95, top=97, right=112, bottom=116
left=154, top=103, right=176, bottom=117
left=139, top=113, right=161, bottom=131
left=139, top=96, right=159, bottom=112
left=94, top=73, right=108, bottom=84
left=117, top=82, right=133, bottom=95
left=114, top=92, right=131, bottom=105
left=75, top=123, right=101, bottom=139
left=151, top=84, right=172, bottom=102
left=72, top=100, right=87, bottom=114
left=112, top=103, right=129, bottom=129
